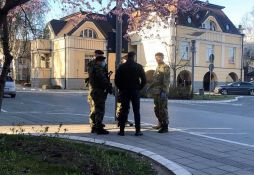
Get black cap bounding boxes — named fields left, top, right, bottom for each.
left=95, top=50, right=104, bottom=55
left=95, top=56, right=106, bottom=61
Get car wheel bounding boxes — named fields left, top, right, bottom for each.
left=221, top=89, right=228, bottom=95
left=250, top=90, right=254, bottom=96
left=11, top=94, right=16, bottom=98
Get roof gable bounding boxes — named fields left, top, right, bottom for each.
left=49, top=19, right=67, bottom=36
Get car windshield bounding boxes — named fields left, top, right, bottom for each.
left=6, top=76, right=13, bottom=82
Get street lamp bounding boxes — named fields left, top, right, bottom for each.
left=191, top=40, right=196, bottom=97
left=239, top=25, right=245, bottom=82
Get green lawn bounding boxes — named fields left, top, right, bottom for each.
left=192, top=94, right=236, bottom=100
left=0, top=134, right=157, bottom=175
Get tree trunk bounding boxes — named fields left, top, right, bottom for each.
left=0, top=15, right=13, bottom=112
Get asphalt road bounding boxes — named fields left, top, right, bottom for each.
left=1, top=90, right=254, bottom=146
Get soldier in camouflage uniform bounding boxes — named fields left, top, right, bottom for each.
left=88, top=52, right=111, bottom=134
left=148, top=52, right=170, bottom=133
left=87, top=50, right=105, bottom=133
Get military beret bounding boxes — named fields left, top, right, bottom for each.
left=95, top=56, right=106, bottom=61
left=95, top=50, right=104, bottom=55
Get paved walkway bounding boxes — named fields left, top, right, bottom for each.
left=1, top=123, right=254, bottom=175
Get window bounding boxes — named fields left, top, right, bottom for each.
left=80, top=29, right=98, bottom=39
left=203, top=20, right=217, bottom=31
left=84, top=54, right=94, bottom=72
left=241, top=82, right=251, bottom=87
left=231, top=82, right=240, bottom=87
left=229, top=47, right=236, bottom=64
left=209, top=21, right=216, bottom=31
left=207, top=45, right=214, bottom=62
left=180, top=41, right=189, bottom=60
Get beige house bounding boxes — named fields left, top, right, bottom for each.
left=31, top=2, right=243, bottom=91
left=31, top=13, right=119, bottom=89
left=130, top=2, right=243, bottom=92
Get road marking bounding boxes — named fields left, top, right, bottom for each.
left=190, top=132, right=247, bottom=135
left=126, top=120, right=254, bottom=148
left=5, top=111, right=87, bottom=116
left=180, top=130, right=254, bottom=148
left=1, top=109, right=7, bottom=113
left=16, top=91, right=87, bottom=94
left=177, top=128, right=233, bottom=130
left=3, top=111, right=254, bottom=148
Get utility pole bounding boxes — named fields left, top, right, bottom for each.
left=191, top=40, right=196, bottom=97
left=114, top=0, right=122, bottom=120
left=116, top=0, right=122, bottom=67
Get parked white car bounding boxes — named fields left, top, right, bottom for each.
left=4, top=76, right=16, bottom=98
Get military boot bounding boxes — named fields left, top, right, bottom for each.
left=158, top=124, right=168, bottom=133
left=91, top=127, right=96, bottom=133
left=96, top=127, right=109, bottom=135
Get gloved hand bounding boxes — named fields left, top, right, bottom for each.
left=160, top=91, right=167, bottom=100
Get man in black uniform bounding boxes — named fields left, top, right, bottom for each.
left=115, top=52, right=147, bottom=136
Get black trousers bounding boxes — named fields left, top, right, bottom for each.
left=118, top=89, right=141, bottom=131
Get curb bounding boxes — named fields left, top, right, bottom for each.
left=141, top=96, right=242, bottom=104
left=56, top=135, right=192, bottom=175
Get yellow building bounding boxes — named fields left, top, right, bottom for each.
left=130, top=2, right=243, bottom=92
left=31, top=13, right=122, bottom=89
left=31, top=2, right=243, bottom=91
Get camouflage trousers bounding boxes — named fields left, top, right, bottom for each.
left=88, top=89, right=107, bottom=128
left=153, top=95, right=169, bottom=125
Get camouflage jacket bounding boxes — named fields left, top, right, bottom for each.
left=88, top=61, right=111, bottom=90
left=149, top=62, right=170, bottom=94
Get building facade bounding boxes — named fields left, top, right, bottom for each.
left=31, top=2, right=243, bottom=91
left=31, top=13, right=115, bottom=89
left=130, top=2, right=243, bottom=92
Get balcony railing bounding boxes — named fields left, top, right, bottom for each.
left=31, top=39, right=51, bottom=51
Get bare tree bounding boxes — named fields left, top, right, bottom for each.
left=241, top=7, right=254, bottom=79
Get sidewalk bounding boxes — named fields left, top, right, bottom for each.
left=1, top=123, right=254, bottom=175
left=77, top=125, right=254, bottom=175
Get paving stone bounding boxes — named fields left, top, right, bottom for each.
left=217, top=165, right=240, bottom=172
left=186, top=162, right=211, bottom=170
left=233, top=170, right=254, bottom=175
left=202, top=167, right=229, bottom=175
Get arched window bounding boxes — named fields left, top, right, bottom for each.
left=80, top=29, right=98, bottom=39
left=203, top=20, right=217, bottom=31
left=209, top=21, right=217, bottom=31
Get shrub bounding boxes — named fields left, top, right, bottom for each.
left=168, top=86, right=192, bottom=100
left=52, top=85, right=62, bottom=89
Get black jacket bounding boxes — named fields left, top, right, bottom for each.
left=115, top=60, right=146, bottom=91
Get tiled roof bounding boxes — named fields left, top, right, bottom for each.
left=177, top=1, right=240, bottom=35
left=49, top=19, right=67, bottom=36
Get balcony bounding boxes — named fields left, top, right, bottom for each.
left=31, top=39, right=51, bottom=52
left=67, top=36, right=107, bottom=50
